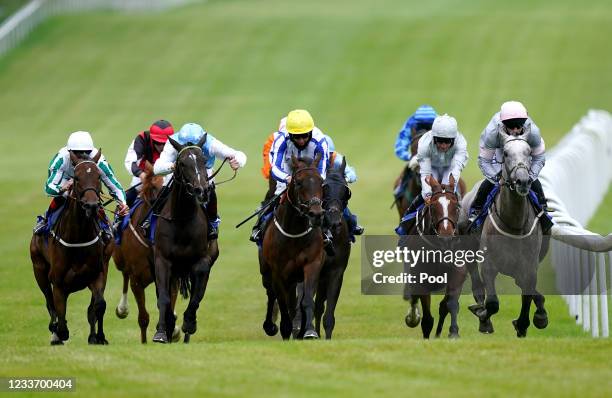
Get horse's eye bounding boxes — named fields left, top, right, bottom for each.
left=503, top=150, right=508, bottom=157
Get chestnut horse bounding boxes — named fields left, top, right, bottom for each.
left=399, top=176, right=467, bottom=338
left=30, top=150, right=112, bottom=345
left=260, top=154, right=325, bottom=340
left=113, top=162, right=180, bottom=343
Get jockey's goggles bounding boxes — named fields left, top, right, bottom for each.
left=502, top=118, right=527, bottom=130
left=433, top=137, right=455, bottom=145
left=289, top=131, right=312, bottom=141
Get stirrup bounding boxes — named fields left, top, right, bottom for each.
left=353, top=225, right=364, bottom=235
left=33, top=218, right=47, bottom=235
left=208, top=225, right=218, bottom=240
left=249, top=228, right=261, bottom=243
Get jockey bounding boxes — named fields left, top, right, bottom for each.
left=393, top=105, right=438, bottom=200
left=467, top=101, right=549, bottom=228
left=123, top=120, right=174, bottom=207
left=250, top=109, right=334, bottom=249
left=34, top=131, right=129, bottom=240
left=153, top=122, right=247, bottom=240
left=399, top=114, right=468, bottom=229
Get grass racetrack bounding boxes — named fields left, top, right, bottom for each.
left=0, top=0, right=611, bottom=396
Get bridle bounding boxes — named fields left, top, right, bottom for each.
left=174, top=145, right=210, bottom=203
left=69, top=160, right=101, bottom=209
left=501, top=137, right=531, bottom=191
left=418, top=188, right=460, bottom=237
left=285, top=166, right=323, bottom=219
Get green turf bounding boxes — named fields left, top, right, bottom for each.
left=0, top=0, right=611, bottom=396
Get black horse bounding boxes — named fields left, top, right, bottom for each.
left=152, top=135, right=219, bottom=343
left=314, top=157, right=352, bottom=339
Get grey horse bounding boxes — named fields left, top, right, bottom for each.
left=460, top=131, right=549, bottom=337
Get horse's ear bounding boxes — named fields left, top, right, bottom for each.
left=448, top=174, right=455, bottom=190
left=340, top=155, right=347, bottom=173
left=69, top=150, right=78, bottom=165
left=197, top=133, right=207, bottom=148
left=169, top=137, right=182, bottom=152
left=291, top=153, right=298, bottom=170
left=92, top=149, right=102, bottom=164
left=314, top=151, right=322, bottom=168
left=427, top=175, right=440, bottom=188
left=144, top=160, right=154, bottom=174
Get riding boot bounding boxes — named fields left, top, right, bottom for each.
left=98, top=208, right=113, bottom=244
left=141, top=182, right=171, bottom=231
left=34, top=197, right=64, bottom=235
left=343, top=207, right=364, bottom=236
left=397, top=194, right=424, bottom=234
left=467, top=179, right=496, bottom=223
left=250, top=212, right=265, bottom=242
left=205, top=188, right=219, bottom=240
left=531, top=179, right=553, bottom=234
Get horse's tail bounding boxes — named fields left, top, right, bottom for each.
left=178, top=276, right=191, bottom=299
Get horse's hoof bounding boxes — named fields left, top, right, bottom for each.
left=50, top=332, right=63, bottom=345
left=57, top=329, right=69, bottom=342
left=182, top=321, right=197, bottom=335
left=512, top=319, right=527, bottom=338
left=183, top=333, right=191, bottom=344
left=533, top=310, right=548, bottom=329
left=479, top=319, right=494, bottom=334
left=263, top=321, right=279, bottom=337
left=292, top=327, right=301, bottom=339
left=88, top=334, right=109, bottom=345
left=172, top=326, right=181, bottom=342
left=448, top=326, right=460, bottom=339
left=405, top=312, right=421, bottom=328
left=469, top=303, right=486, bottom=319
left=303, top=330, right=319, bottom=340
left=152, top=331, right=168, bottom=344
left=115, top=306, right=129, bottom=319
left=434, top=333, right=441, bottom=339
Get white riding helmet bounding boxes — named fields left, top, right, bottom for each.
left=500, top=101, right=528, bottom=121
left=431, top=114, right=458, bottom=139
left=67, top=131, right=94, bottom=151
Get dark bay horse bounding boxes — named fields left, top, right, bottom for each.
left=314, top=157, right=352, bottom=339
left=400, top=176, right=468, bottom=338
left=30, top=150, right=112, bottom=345
left=260, top=154, right=325, bottom=340
left=113, top=162, right=180, bottom=343
left=152, top=135, right=219, bottom=343
left=465, top=133, right=549, bottom=337
left=393, top=131, right=424, bottom=219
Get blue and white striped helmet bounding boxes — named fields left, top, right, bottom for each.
left=174, top=123, right=206, bottom=145
left=413, top=105, right=437, bottom=123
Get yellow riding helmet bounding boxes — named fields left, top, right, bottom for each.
left=286, top=109, right=314, bottom=134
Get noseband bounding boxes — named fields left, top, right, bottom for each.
left=174, top=145, right=210, bottom=202
left=71, top=160, right=101, bottom=208
left=285, top=167, right=323, bottom=218
left=502, top=137, right=531, bottom=191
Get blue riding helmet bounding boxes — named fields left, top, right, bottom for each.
left=174, top=123, right=206, bottom=145
left=413, top=105, right=437, bottom=124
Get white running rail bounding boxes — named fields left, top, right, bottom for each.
left=0, top=0, right=193, bottom=57
left=540, top=110, right=612, bottom=337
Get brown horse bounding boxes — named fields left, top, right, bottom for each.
left=393, top=132, right=423, bottom=219
left=260, top=154, right=325, bottom=340
left=400, top=176, right=468, bottom=338
left=314, top=157, right=352, bottom=339
left=112, top=162, right=181, bottom=343
left=152, top=136, right=219, bottom=343
left=30, top=150, right=112, bottom=345
left=393, top=132, right=467, bottom=219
